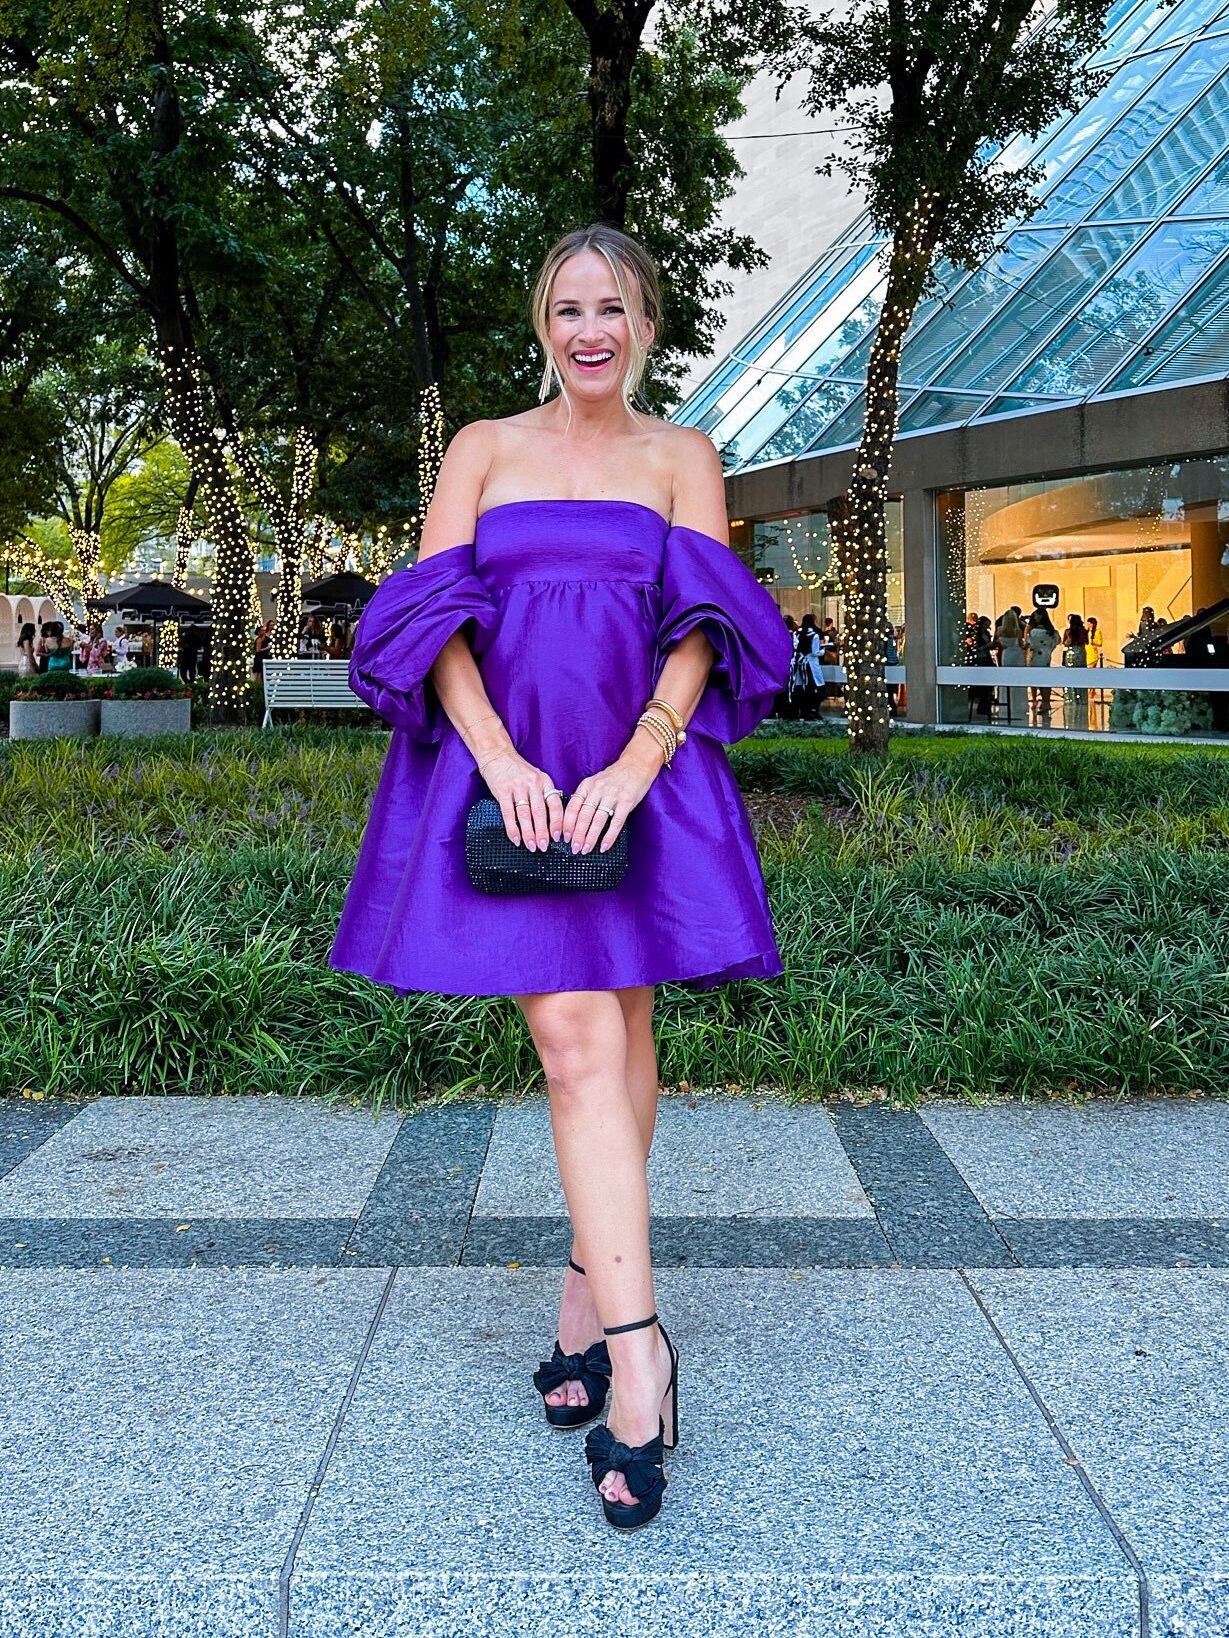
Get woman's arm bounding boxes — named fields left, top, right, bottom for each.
left=416, top=423, right=517, bottom=770
left=618, top=426, right=720, bottom=775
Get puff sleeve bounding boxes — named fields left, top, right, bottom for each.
left=651, top=524, right=793, bottom=744
left=348, top=543, right=500, bottom=740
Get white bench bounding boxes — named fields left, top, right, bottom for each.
left=261, top=659, right=368, bottom=726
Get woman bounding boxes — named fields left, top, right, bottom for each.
left=15, top=621, right=36, bottom=679
left=993, top=607, right=1026, bottom=723
left=330, top=224, right=791, bottom=1532
left=44, top=624, right=73, bottom=673
left=1026, top=607, right=1060, bottom=723
left=85, top=623, right=110, bottom=674
left=1062, top=613, right=1090, bottom=729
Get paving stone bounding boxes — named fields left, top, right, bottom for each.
left=0, top=1095, right=401, bottom=1220
left=832, top=1103, right=1014, bottom=1267
left=345, top=1101, right=494, bottom=1266
left=0, top=1217, right=355, bottom=1269
left=461, top=1214, right=893, bottom=1268
left=0, top=1098, right=83, bottom=1180
left=473, top=1097, right=873, bottom=1220
left=288, top=1268, right=1136, bottom=1637
left=970, top=1268, right=1229, bottom=1638
left=921, top=1099, right=1229, bottom=1219
left=0, top=1267, right=389, bottom=1637
left=998, top=1218, right=1229, bottom=1268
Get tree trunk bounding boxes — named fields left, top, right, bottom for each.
left=831, top=210, right=936, bottom=756
left=156, top=340, right=253, bottom=718
left=268, top=427, right=317, bottom=660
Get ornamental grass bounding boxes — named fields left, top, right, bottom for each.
left=2, top=726, right=1228, bottom=1108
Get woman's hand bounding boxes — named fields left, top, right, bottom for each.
left=563, top=742, right=664, bottom=856
left=479, top=750, right=564, bottom=852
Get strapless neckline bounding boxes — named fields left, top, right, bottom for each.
left=475, top=497, right=671, bottom=528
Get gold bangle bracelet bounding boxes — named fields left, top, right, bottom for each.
left=636, top=713, right=675, bottom=764
left=646, top=696, right=685, bottom=733
left=644, top=703, right=687, bottom=745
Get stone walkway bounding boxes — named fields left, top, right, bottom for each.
left=1, top=1092, right=1226, bottom=1637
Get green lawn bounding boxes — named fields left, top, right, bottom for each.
left=3, top=726, right=1227, bottom=1107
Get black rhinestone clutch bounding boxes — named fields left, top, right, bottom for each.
left=465, top=796, right=630, bottom=894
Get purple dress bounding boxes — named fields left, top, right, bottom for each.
left=328, top=498, right=792, bottom=997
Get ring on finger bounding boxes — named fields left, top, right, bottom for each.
left=514, top=799, right=530, bottom=807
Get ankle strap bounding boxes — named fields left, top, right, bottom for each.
left=603, top=1311, right=658, bottom=1337
left=568, top=1259, right=586, bottom=1276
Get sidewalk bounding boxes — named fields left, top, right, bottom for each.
left=2, top=1091, right=1226, bottom=1637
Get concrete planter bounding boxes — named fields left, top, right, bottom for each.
left=9, top=697, right=101, bottom=740
left=100, top=697, right=192, bottom=737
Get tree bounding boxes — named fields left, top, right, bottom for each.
left=0, top=3, right=286, bottom=712
left=772, top=0, right=1113, bottom=754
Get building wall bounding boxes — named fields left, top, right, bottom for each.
left=672, top=67, right=864, bottom=403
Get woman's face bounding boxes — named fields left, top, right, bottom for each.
left=546, top=250, right=652, bottom=406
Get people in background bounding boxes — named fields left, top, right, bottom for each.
left=252, top=620, right=273, bottom=678
left=1085, top=615, right=1104, bottom=667
left=327, top=621, right=348, bottom=660
left=1062, top=613, right=1090, bottom=729
left=993, top=607, right=1027, bottom=724
left=85, top=623, right=111, bottom=674
left=15, top=621, right=36, bottom=678
left=298, top=613, right=327, bottom=658
left=884, top=619, right=900, bottom=717
left=1026, top=608, right=1060, bottom=724
left=44, top=623, right=73, bottom=673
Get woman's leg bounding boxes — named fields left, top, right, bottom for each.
left=514, top=987, right=672, bottom=1507
left=516, top=986, right=659, bottom=1413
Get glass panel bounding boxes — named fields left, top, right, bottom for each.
left=1030, top=38, right=1228, bottom=226
left=704, top=258, right=884, bottom=456
left=673, top=357, right=743, bottom=430
left=898, top=392, right=986, bottom=433
left=934, top=226, right=1143, bottom=391
left=716, top=276, right=885, bottom=467
left=1148, top=0, right=1227, bottom=47
left=737, top=244, right=879, bottom=365
left=896, top=231, right=1065, bottom=390
left=936, top=455, right=1229, bottom=735
left=805, top=392, right=867, bottom=454
left=1090, top=0, right=1167, bottom=62
left=1093, top=75, right=1229, bottom=219
left=1008, top=219, right=1229, bottom=395
left=1108, top=251, right=1229, bottom=387
left=975, top=393, right=1080, bottom=418
left=1020, top=49, right=1178, bottom=215
left=750, top=381, right=862, bottom=465
left=1174, top=145, right=1229, bottom=213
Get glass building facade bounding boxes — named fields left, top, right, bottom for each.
left=676, top=0, right=1229, bottom=735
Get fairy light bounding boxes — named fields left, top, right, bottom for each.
left=161, top=502, right=196, bottom=673
left=68, top=527, right=102, bottom=607
left=159, top=343, right=252, bottom=712
left=4, top=540, right=82, bottom=623
left=834, top=191, right=938, bottom=749
left=269, top=427, right=318, bottom=660
left=417, top=383, right=446, bottom=517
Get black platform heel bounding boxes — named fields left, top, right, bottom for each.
left=583, top=1312, right=679, bottom=1531
left=532, top=1259, right=612, bottom=1429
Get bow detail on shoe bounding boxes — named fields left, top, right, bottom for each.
left=532, top=1339, right=612, bottom=1400
left=583, top=1421, right=666, bottom=1504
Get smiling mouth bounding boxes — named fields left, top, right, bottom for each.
left=572, top=351, right=614, bottom=372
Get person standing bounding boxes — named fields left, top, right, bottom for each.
left=1061, top=613, right=1090, bottom=728
left=330, top=222, right=791, bottom=1533
left=1026, top=608, right=1060, bottom=724
left=15, top=621, right=37, bottom=679
left=993, top=608, right=1027, bottom=723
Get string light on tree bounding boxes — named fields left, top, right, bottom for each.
left=4, top=541, right=83, bottom=623
left=159, top=343, right=253, bottom=715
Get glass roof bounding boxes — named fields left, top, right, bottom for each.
left=675, top=0, right=1229, bottom=472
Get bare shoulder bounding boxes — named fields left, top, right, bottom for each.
left=659, top=422, right=728, bottom=540
left=416, top=419, right=497, bottom=561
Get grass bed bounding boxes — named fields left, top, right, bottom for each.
left=2, top=727, right=1227, bottom=1108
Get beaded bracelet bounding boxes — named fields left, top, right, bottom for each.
left=636, top=710, right=677, bottom=766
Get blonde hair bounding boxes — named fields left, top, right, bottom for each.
left=529, top=224, right=661, bottom=429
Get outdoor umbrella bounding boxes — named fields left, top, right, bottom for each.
left=89, top=581, right=213, bottom=622
left=300, top=571, right=378, bottom=612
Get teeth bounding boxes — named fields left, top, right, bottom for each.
left=574, top=352, right=612, bottom=363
